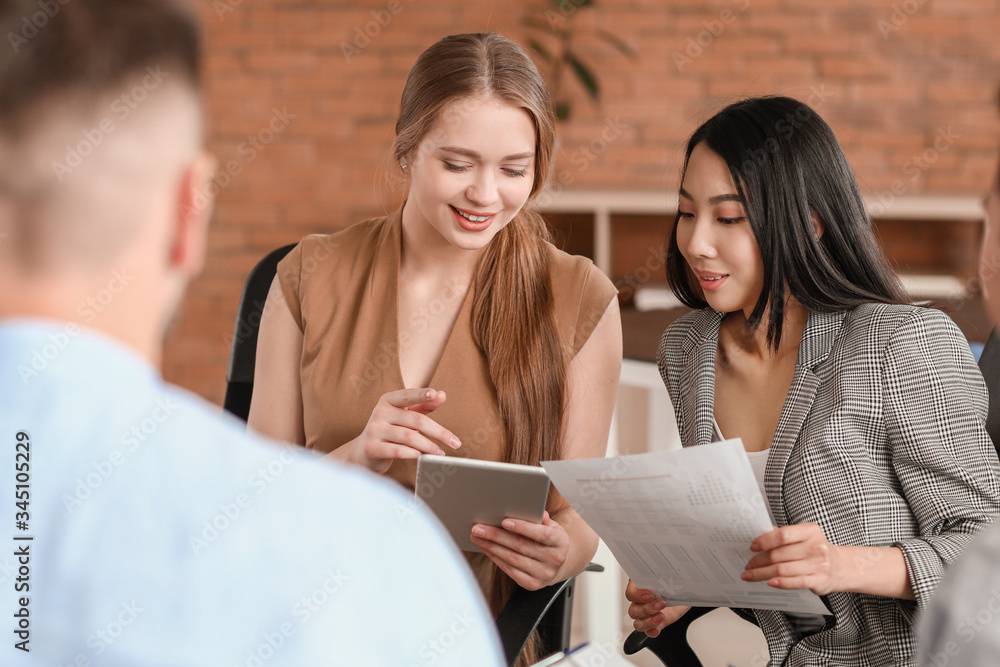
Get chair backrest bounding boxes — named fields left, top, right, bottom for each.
left=223, top=243, right=297, bottom=422
left=978, top=328, right=1000, bottom=457
left=623, top=607, right=712, bottom=666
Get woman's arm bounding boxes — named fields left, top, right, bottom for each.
left=879, top=308, right=1000, bottom=606
left=742, top=524, right=914, bottom=600
left=470, top=298, right=622, bottom=588
left=247, top=276, right=306, bottom=445
left=549, top=297, right=623, bottom=580
left=745, top=308, right=1000, bottom=603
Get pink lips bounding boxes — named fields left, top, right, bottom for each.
left=450, top=205, right=495, bottom=232
left=693, top=270, right=728, bottom=291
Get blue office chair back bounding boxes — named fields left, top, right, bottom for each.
left=979, top=329, right=1000, bottom=456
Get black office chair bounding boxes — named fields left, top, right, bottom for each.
left=223, top=244, right=296, bottom=421
left=622, top=606, right=715, bottom=666
left=223, top=243, right=601, bottom=667
left=978, top=329, right=1000, bottom=456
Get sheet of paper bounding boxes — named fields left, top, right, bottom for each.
left=542, top=439, right=829, bottom=615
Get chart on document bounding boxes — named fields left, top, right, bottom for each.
left=542, top=439, right=829, bottom=615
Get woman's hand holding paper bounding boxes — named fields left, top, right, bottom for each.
left=742, top=522, right=914, bottom=600
left=740, top=523, right=845, bottom=596
left=625, top=580, right=691, bottom=637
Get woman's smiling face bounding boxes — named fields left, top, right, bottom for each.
left=402, top=95, right=537, bottom=253
left=675, top=142, right=765, bottom=317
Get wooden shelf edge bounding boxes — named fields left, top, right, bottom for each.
left=541, top=190, right=984, bottom=222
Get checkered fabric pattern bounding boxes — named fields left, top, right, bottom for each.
left=657, top=303, right=1000, bottom=666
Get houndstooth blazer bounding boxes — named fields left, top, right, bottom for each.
left=657, top=303, right=1000, bottom=666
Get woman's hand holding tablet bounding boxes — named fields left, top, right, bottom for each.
left=470, top=510, right=571, bottom=590
left=415, top=454, right=551, bottom=570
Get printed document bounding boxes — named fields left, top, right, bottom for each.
left=542, top=439, right=829, bottom=614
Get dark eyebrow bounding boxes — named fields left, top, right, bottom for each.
left=709, top=193, right=745, bottom=205
left=678, top=186, right=744, bottom=206
left=439, top=146, right=534, bottom=161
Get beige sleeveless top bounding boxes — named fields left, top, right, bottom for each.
left=277, top=208, right=618, bottom=592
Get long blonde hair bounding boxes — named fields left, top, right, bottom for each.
left=392, top=32, right=564, bottom=620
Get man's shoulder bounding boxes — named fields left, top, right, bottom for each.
left=4, top=371, right=503, bottom=667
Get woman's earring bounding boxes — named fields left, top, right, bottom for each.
left=400, top=163, right=408, bottom=171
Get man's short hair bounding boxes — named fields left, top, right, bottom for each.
left=0, top=0, right=201, bottom=137
left=0, top=0, right=204, bottom=271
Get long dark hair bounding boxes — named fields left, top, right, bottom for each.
left=666, top=96, right=907, bottom=348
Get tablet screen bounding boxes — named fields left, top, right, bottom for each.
left=415, top=455, right=550, bottom=552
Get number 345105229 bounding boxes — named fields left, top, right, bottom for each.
left=15, top=431, right=30, bottom=519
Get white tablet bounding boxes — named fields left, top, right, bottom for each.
left=415, top=454, right=551, bottom=553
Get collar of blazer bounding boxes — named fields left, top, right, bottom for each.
left=680, top=307, right=849, bottom=527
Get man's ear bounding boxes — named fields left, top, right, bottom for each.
left=810, top=211, right=825, bottom=240
left=170, top=151, right=217, bottom=275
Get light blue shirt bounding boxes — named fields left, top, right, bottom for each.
left=0, top=320, right=504, bottom=666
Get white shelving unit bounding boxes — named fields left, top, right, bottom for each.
left=542, top=190, right=983, bottom=276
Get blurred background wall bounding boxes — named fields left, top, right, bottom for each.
left=168, top=0, right=1000, bottom=403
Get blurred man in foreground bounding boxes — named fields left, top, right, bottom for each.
left=0, top=1, right=502, bottom=664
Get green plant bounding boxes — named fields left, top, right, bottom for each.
left=523, top=0, right=636, bottom=120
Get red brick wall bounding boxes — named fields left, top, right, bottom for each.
left=166, top=0, right=1000, bottom=404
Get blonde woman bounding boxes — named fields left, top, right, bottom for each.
left=249, top=32, right=621, bottom=655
